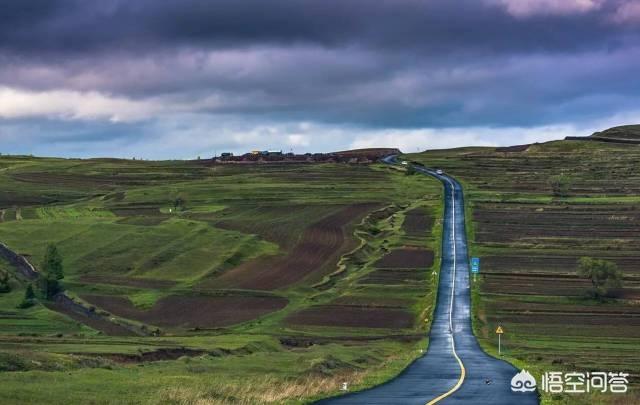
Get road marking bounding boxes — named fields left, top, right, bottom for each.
left=427, top=341, right=466, bottom=405
left=448, top=178, right=455, bottom=333
left=388, top=162, right=467, bottom=404
left=426, top=176, right=466, bottom=405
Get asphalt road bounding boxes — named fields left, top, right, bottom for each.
left=317, top=158, right=539, bottom=404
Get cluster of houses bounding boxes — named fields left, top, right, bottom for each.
left=213, top=148, right=400, bottom=164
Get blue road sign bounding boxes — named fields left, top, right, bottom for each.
left=471, top=257, right=480, bottom=274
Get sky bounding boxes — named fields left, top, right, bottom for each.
left=1, top=0, right=640, bottom=159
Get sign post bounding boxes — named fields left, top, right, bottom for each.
left=471, top=257, right=480, bottom=282
left=496, top=325, right=504, bottom=355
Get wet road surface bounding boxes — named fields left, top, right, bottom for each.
left=317, top=159, right=539, bottom=405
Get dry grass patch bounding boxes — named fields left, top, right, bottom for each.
left=153, top=372, right=365, bottom=404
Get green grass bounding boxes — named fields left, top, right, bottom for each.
left=0, top=259, right=89, bottom=336
left=0, top=338, right=424, bottom=404
left=0, top=156, right=442, bottom=404
left=407, top=139, right=640, bottom=404
left=0, top=218, right=278, bottom=284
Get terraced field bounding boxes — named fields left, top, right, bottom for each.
left=408, top=136, right=640, bottom=404
left=212, top=203, right=378, bottom=290
left=0, top=155, right=442, bottom=403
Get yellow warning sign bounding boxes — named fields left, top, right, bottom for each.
left=495, top=326, right=504, bottom=334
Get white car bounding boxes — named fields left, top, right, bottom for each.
left=436, top=169, right=444, bottom=175
left=401, top=161, right=408, bottom=165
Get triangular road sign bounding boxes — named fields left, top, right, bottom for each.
left=495, top=326, right=504, bottom=334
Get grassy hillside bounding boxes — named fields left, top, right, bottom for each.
left=591, top=124, right=640, bottom=140
left=0, top=156, right=442, bottom=403
left=408, top=139, right=640, bottom=404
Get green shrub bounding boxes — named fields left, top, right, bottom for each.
left=0, top=271, right=10, bottom=293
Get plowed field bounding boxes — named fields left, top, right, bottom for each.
left=82, top=294, right=288, bottom=328
left=212, top=204, right=377, bottom=290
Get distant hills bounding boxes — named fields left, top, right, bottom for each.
left=565, top=124, right=640, bottom=144
left=591, top=125, right=640, bottom=140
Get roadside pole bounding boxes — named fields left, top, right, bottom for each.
left=496, top=325, right=504, bottom=355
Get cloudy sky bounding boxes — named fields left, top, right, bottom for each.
left=1, top=0, right=640, bottom=158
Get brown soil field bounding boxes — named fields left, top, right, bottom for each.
left=482, top=273, right=640, bottom=298
left=0, top=192, right=55, bottom=208
left=214, top=205, right=341, bottom=249
left=331, top=296, right=414, bottom=308
left=210, top=204, right=377, bottom=290
left=483, top=255, right=640, bottom=275
left=374, top=248, right=434, bottom=269
left=402, top=207, right=434, bottom=237
left=115, top=216, right=168, bottom=226
left=81, top=294, right=288, bottom=328
left=10, top=166, right=208, bottom=189
left=286, top=305, right=415, bottom=329
left=78, top=275, right=177, bottom=289
left=274, top=168, right=388, bottom=184
left=490, top=299, right=640, bottom=314
left=499, top=312, right=640, bottom=327
left=10, top=172, right=148, bottom=188
left=486, top=299, right=640, bottom=339
left=110, top=207, right=163, bottom=217
left=359, top=269, right=425, bottom=285
left=475, top=205, right=640, bottom=243
left=45, top=301, right=136, bottom=336
left=476, top=203, right=640, bottom=219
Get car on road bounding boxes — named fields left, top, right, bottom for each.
left=436, top=169, right=444, bottom=175
left=401, top=161, right=408, bottom=165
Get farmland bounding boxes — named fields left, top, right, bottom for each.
left=3, top=133, right=637, bottom=404
left=407, top=134, right=640, bottom=404
left=0, top=155, right=442, bottom=403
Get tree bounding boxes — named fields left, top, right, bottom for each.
left=174, top=195, right=187, bottom=211
left=0, top=270, right=11, bottom=293
left=39, top=273, right=61, bottom=299
left=549, top=174, right=572, bottom=197
left=42, top=244, right=64, bottom=280
left=24, top=284, right=35, bottom=300
left=18, top=284, right=36, bottom=309
left=577, top=257, right=623, bottom=299
left=39, top=244, right=64, bottom=299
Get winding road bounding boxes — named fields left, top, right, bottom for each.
left=318, top=158, right=539, bottom=404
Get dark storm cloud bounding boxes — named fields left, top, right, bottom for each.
left=1, top=0, right=640, bottom=158
left=1, top=0, right=636, bottom=55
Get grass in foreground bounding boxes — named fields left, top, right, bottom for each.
left=0, top=157, right=441, bottom=403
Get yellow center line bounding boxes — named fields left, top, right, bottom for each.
left=425, top=176, right=466, bottom=404
left=425, top=338, right=466, bottom=404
